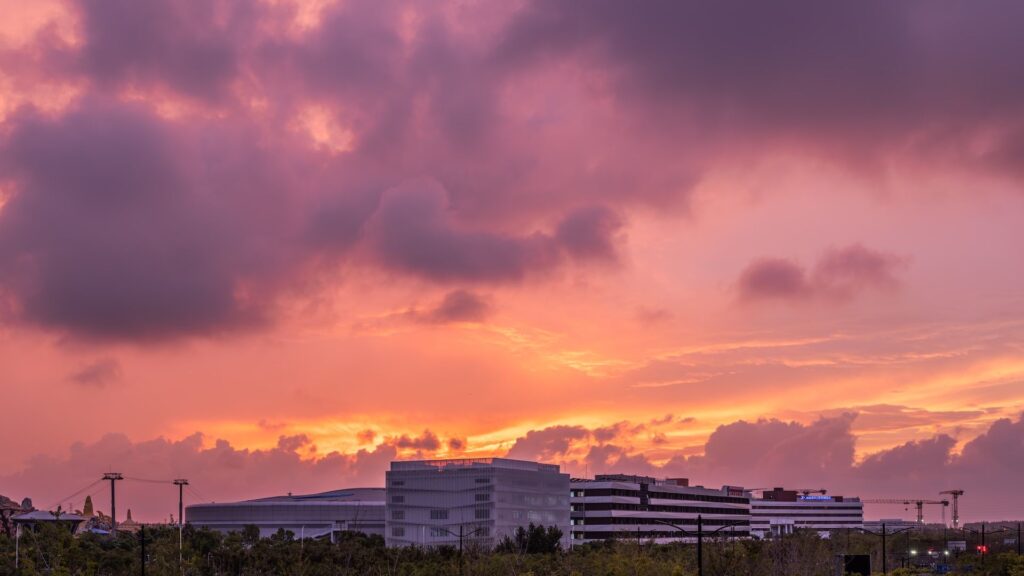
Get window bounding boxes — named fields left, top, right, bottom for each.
left=391, top=510, right=404, bottom=520
left=391, top=480, right=404, bottom=486
left=430, top=510, right=449, bottom=520
left=430, top=527, right=448, bottom=538
left=392, top=527, right=405, bottom=537
left=474, top=477, right=491, bottom=484
left=475, top=508, right=490, bottom=519
left=391, top=495, right=404, bottom=503
left=475, top=493, right=491, bottom=502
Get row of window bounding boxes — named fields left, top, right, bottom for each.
left=390, top=477, right=491, bottom=487
left=391, top=508, right=492, bottom=520
left=571, top=529, right=749, bottom=540
left=571, top=503, right=748, bottom=515
left=750, top=513, right=863, bottom=518
left=572, top=489, right=747, bottom=505
left=391, top=525, right=492, bottom=538
left=570, top=517, right=750, bottom=527
left=749, top=518, right=868, bottom=522
left=751, top=506, right=862, bottom=511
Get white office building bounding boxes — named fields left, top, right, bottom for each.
left=385, top=458, right=570, bottom=548
left=749, top=488, right=863, bottom=538
left=570, top=475, right=751, bottom=544
left=186, top=488, right=385, bottom=539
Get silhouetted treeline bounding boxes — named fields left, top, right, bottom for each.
left=2, top=522, right=1023, bottom=575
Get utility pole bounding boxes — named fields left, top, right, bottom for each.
left=881, top=523, right=887, bottom=576
left=697, top=514, right=703, bottom=576
left=1018, top=522, right=1021, bottom=556
left=173, top=479, right=188, bottom=572
left=103, top=472, right=123, bottom=535
left=140, top=524, right=146, bottom=576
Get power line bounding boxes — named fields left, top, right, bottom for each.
left=185, top=484, right=212, bottom=503
left=124, top=476, right=174, bottom=485
left=42, top=479, right=103, bottom=512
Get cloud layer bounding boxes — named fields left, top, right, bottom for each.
left=7, top=413, right=1024, bottom=522
left=2, top=0, right=1019, bottom=341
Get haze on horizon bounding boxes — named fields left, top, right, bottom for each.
left=1, top=0, right=1023, bottom=523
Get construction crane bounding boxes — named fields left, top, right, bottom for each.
left=940, top=490, right=964, bottom=529
left=862, top=498, right=949, bottom=525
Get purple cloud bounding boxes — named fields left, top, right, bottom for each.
left=506, top=425, right=590, bottom=462
left=738, top=258, right=809, bottom=301
left=68, top=358, right=122, bottom=388
left=738, top=245, right=906, bottom=303
left=367, top=180, right=621, bottom=283
left=423, top=290, right=492, bottom=324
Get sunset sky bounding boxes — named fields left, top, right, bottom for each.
left=2, top=0, right=1024, bottom=523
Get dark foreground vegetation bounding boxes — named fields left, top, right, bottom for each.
left=3, top=523, right=1023, bottom=576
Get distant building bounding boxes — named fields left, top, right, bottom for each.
left=118, top=509, right=142, bottom=534
left=186, top=488, right=385, bottom=540
left=12, top=510, right=86, bottom=534
left=570, top=475, right=751, bottom=544
left=749, top=488, right=863, bottom=538
left=385, top=458, right=570, bottom=548
left=863, top=518, right=917, bottom=532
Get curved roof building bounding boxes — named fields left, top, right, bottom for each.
left=186, top=487, right=385, bottom=540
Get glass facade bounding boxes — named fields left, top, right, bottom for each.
left=385, top=458, right=570, bottom=548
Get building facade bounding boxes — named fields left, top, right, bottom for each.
left=570, top=475, right=751, bottom=544
left=385, top=458, right=570, bottom=548
left=186, top=488, right=385, bottom=540
left=749, top=488, right=863, bottom=538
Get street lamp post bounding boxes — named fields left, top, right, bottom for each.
left=650, top=514, right=748, bottom=576
left=432, top=524, right=488, bottom=576
left=857, top=523, right=914, bottom=576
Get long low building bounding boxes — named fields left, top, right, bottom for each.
left=186, top=488, right=385, bottom=540
left=570, top=475, right=751, bottom=544
left=749, top=488, right=863, bottom=538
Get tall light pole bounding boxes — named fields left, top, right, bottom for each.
left=173, top=479, right=188, bottom=573
left=103, top=473, right=123, bottom=535
left=651, top=514, right=748, bottom=576
left=858, top=523, right=914, bottom=576
left=433, top=524, right=488, bottom=576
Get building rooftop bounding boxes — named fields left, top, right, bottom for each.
left=13, top=510, right=86, bottom=523
left=187, top=487, right=385, bottom=508
left=389, top=457, right=560, bottom=473
left=248, top=488, right=384, bottom=503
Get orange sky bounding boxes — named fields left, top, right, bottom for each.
left=1, top=0, right=1023, bottom=522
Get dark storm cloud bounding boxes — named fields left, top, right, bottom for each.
left=53, top=0, right=271, bottom=102
left=2, top=0, right=1021, bottom=343
left=499, top=0, right=1024, bottom=175
left=0, top=101, right=257, bottom=339
left=367, top=180, right=622, bottom=283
